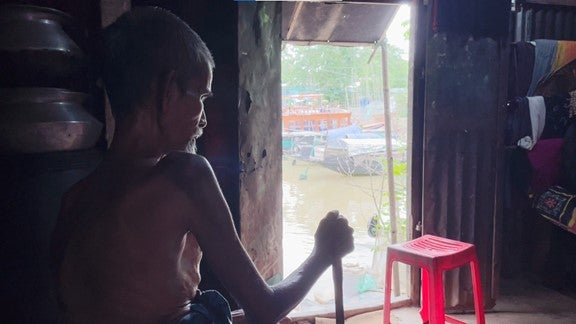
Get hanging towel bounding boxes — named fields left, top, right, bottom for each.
left=528, top=40, right=558, bottom=96
left=527, top=96, right=546, bottom=149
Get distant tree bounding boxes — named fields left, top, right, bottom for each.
left=281, top=43, right=408, bottom=107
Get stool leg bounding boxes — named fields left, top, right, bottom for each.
left=419, top=268, right=429, bottom=323
left=470, top=260, right=485, bottom=324
left=428, top=268, right=445, bottom=324
left=383, top=257, right=394, bottom=324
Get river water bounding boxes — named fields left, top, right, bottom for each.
left=282, top=157, right=410, bottom=313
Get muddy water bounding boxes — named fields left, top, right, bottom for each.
left=283, top=158, right=386, bottom=269
left=282, top=157, right=409, bottom=309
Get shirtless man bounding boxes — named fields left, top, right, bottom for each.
left=51, top=7, right=354, bottom=324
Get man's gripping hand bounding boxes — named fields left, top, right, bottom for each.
left=313, top=210, right=354, bottom=264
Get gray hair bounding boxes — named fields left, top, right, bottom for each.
left=102, top=6, right=215, bottom=121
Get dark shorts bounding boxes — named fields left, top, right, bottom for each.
left=172, top=290, right=232, bottom=324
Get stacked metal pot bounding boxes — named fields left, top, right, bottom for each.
left=0, top=4, right=102, bottom=154
left=0, top=5, right=104, bottom=322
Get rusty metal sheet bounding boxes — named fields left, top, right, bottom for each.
left=422, top=34, right=504, bottom=311
left=282, top=2, right=398, bottom=45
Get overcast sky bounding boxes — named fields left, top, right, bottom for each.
left=386, top=4, right=410, bottom=58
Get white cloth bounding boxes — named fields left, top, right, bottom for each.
left=526, top=96, right=546, bottom=150
left=517, top=136, right=534, bottom=150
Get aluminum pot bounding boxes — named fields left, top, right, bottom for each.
left=0, top=88, right=102, bottom=154
left=0, top=5, right=88, bottom=89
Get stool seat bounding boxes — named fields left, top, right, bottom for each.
left=383, top=235, right=485, bottom=324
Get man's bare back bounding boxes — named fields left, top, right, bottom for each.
left=52, top=8, right=354, bottom=323
left=55, top=154, right=208, bottom=323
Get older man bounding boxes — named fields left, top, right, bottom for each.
left=51, top=7, right=354, bottom=324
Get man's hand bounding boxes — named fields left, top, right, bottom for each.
left=313, top=210, right=354, bottom=264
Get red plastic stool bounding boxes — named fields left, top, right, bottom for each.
left=383, top=235, right=485, bottom=324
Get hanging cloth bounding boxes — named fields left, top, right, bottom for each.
left=528, top=96, right=546, bottom=149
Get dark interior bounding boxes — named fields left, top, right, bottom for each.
left=1, top=0, right=576, bottom=323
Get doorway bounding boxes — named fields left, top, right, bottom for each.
left=280, top=3, right=414, bottom=315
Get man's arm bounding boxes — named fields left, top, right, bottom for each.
left=162, top=153, right=353, bottom=323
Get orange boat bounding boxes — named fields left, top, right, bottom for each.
left=282, top=93, right=351, bottom=132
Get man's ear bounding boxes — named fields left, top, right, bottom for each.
left=156, top=70, right=179, bottom=113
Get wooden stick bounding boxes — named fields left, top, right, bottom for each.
left=333, top=259, right=344, bottom=324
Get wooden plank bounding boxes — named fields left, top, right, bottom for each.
left=341, top=0, right=412, bottom=4
left=284, top=299, right=413, bottom=323
left=523, top=0, right=576, bottom=7
left=283, top=40, right=380, bottom=46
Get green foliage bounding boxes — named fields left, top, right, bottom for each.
left=393, top=161, right=407, bottom=176
left=370, top=212, right=408, bottom=248
left=281, top=43, right=408, bottom=106
left=371, top=157, right=409, bottom=249
left=401, top=20, right=410, bottom=42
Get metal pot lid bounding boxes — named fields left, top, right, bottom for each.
left=0, top=4, right=83, bottom=57
left=0, top=4, right=76, bottom=29
left=0, top=88, right=88, bottom=105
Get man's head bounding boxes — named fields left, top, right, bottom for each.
left=102, top=7, right=215, bottom=123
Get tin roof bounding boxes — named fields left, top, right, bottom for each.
left=282, top=1, right=401, bottom=46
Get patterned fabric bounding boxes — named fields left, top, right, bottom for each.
left=552, top=41, right=576, bottom=77
left=171, top=290, right=232, bottom=324
left=542, top=95, right=572, bottom=139
left=534, top=186, right=576, bottom=234
left=570, top=90, right=576, bottom=118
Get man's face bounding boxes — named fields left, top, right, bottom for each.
left=167, top=67, right=213, bottom=152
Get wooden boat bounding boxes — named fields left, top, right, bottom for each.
left=282, top=93, right=351, bottom=132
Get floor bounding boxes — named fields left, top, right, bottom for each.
left=314, top=278, right=576, bottom=323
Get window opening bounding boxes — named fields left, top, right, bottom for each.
left=282, top=5, right=413, bottom=316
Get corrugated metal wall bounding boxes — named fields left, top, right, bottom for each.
left=514, top=3, right=576, bottom=42
left=423, top=34, right=504, bottom=310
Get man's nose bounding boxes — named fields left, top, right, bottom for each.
left=198, top=111, right=207, bottom=128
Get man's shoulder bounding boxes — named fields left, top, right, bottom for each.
left=159, top=151, right=210, bottom=169
left=157, top=152, right=214, bottom=181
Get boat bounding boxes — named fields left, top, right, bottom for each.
left=281, top=95, right=405, bottom=175
left=321, top=125, right=405, bottom=176
left=282, top=123, right=406, bottom=176
left=282, top=93, right=351, bottom=132
left=282, top=130, right=325, bottom=161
